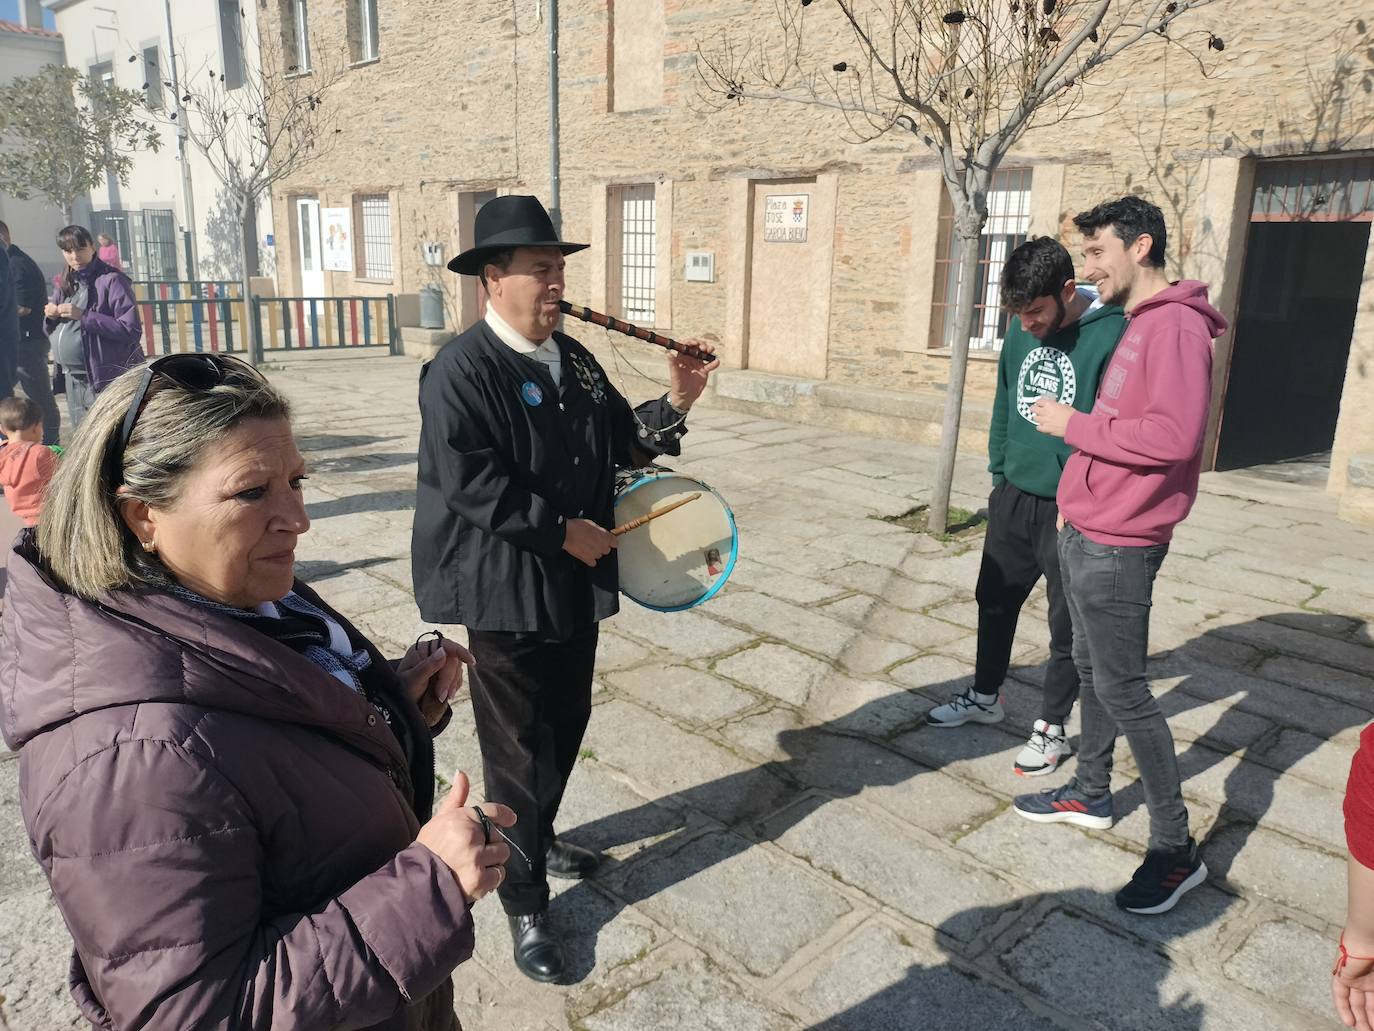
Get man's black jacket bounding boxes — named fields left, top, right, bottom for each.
left=411, top=320, right=687, bottom=639
left=7, top=245, right=47, bottom=340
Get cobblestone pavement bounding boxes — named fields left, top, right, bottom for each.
left=3, top=352, right=1373, bottom=1030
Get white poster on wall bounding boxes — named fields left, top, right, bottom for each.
left=321, top=207, right=353, bottom=271
left=763, top=194, right=809, bottom=243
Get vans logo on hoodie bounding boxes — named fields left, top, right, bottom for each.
left=1016, top=346, right=1077, bottom=424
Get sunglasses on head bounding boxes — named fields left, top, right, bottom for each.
left=105, top=353, right=263, bottom=487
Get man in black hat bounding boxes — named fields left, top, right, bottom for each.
left=412, top=195, right=718, bottom=982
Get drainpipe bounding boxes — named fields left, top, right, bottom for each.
left=547, top=0, right=561, bottom=235
left=164, top=0, right=199, bottom=279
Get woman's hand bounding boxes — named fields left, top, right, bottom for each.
left=44, top=302, right=59, bottom=319
left=57, top=302, right=84, bottom=320
left=397, top=633, right=475, bottom=726
left=416, top=771, right=516, bottom=904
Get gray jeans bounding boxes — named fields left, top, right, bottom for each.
left=64, top=371, right=98, bottom=430
left=1059, top=523, right=1190, bottom=851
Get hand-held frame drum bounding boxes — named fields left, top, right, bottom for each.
left=614, top=471, right=737, bottom=611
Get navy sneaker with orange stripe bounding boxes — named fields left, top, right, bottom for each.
left=1115, top=839, right=1207, bottom=915
left=1012, top=780, right=1113, bottom=830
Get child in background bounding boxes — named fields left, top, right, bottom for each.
left=0, top=397, right=60, bottom=526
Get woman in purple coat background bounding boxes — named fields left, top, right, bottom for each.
left=43, top=225, right=145, bottom=427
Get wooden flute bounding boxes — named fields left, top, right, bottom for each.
left=559, top=300, right=716, bottom=364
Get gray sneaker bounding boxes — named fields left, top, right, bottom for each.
left=927, top=688, right=1005, bottom=727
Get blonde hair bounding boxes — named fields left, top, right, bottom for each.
left=38, top=361, right=292, bottom=598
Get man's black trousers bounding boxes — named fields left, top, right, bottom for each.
left=973, top=480, right=1080, bottom=724
left=466, top=623, right=598, bottom=916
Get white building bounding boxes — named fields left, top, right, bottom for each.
left=0, top=2, right=70, bottom=281
left=43, top=0, right=275, bottom=285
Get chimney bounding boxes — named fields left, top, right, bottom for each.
left=19, top=0, right=46, bottom=30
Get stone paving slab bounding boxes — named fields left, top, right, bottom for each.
left=781, top=918, right=1066, bottom=1031
left=3, top=354, right=1373, bottom=1030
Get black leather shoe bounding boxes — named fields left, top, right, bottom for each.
left=508, top=910, right=564, bottom=983
left=546, top=839, right=601, bottom=880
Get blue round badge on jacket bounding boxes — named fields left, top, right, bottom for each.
left=521, top=381, right=544, bottom=406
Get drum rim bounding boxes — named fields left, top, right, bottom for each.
left=614, top=470, right=739, bottom=612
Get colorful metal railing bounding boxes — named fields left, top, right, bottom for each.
left=133, top=292, right=399, bottom=360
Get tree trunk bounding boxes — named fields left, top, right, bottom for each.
left=236, top=200, right=260, bottom=365
left=928, top=221, right=984, bottom=534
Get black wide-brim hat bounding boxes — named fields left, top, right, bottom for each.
left=448, top=194, right=590, bottom=275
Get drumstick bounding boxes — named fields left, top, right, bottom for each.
left=612, top=493, right=701, bottom=536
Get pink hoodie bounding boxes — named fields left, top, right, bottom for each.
left=1057, top=280, right=1228, bottom=546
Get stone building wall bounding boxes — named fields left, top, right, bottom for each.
left=263, top=0, right=1374, bottom=517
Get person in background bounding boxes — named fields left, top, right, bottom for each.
left=927, top=237, right=1124, bottom=778
left=0, top=232, right=18, bottom=407
left=44, top=225, right=144, bottom=428
left=1012, top=196, right=1226, bottom=916
left=1336, top=725, right=1374, bottom=1031
left=0, top=396, right=59, bottom=527
left=96, top=232, right=123, bottom=270
left=0, top=221, right=61, bottom=444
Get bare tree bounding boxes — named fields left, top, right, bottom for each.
left=175, top=8, right=345, bottom=362
left=0, top=65, right=161, bottom=223
left=698, top=0, right=1225, bottom=532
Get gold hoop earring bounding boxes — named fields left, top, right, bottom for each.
left=141, top=539, right=157, bottom=554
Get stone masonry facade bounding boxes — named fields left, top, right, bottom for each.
left=263, top=0, right=1374, bottom=519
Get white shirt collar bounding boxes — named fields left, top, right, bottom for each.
left=485, top=305, right=557, bottom=358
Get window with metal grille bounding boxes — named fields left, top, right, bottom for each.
left=218, top=0, right=244, bottom=90
left=1252, top=154, right=1374, bottom=222
left=139, top=209, right=179, bottom=280
left=931, top=168, right=1033, bottom=352
left=349, top=0, right=379, bottom=63
left=282, top=0, right=312, bottom=73
left=610, top=184, right=656, bottom=324
left=358, top=194, right=393, bottom=279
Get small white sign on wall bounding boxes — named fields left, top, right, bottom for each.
left=763, top=194, right=809, bottom=243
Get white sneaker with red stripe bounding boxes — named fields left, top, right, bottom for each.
left=1014, top=720, right=1072, bottom=777
left=1012, top=779, right=1113, bottom=830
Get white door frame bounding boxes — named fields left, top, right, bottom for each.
left=296, top=197, right=324, bottom=299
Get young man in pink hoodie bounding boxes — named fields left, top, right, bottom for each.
left=1010, top=196, right=1228, bottom=916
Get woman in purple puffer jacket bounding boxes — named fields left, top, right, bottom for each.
left=43, top=224, right=145, bottom=428
left=1, top=354, right=515, bottom=1029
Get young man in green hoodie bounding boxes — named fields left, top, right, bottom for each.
left=928, top=237, right=1124, bottom=777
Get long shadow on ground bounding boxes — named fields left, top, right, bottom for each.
left=553, top=613, right=1370, bottom=1026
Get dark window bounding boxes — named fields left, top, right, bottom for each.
left=931, top=167, right=1033, bottom=352
left=608, top=184, right=656, bottom=324
left=88, top=61, right=114, bottom=116
left=281, top=0, right=312, bottom=73
left=219, top=0, right=244, bottom=90
left=348, top=0, right=379, bottom=63
left=357, top=194, right=393, bottom=279
left=143, top=46, right=163, bottom=111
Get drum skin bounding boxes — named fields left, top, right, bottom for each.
left=614, top=471, right=738, bottom=611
